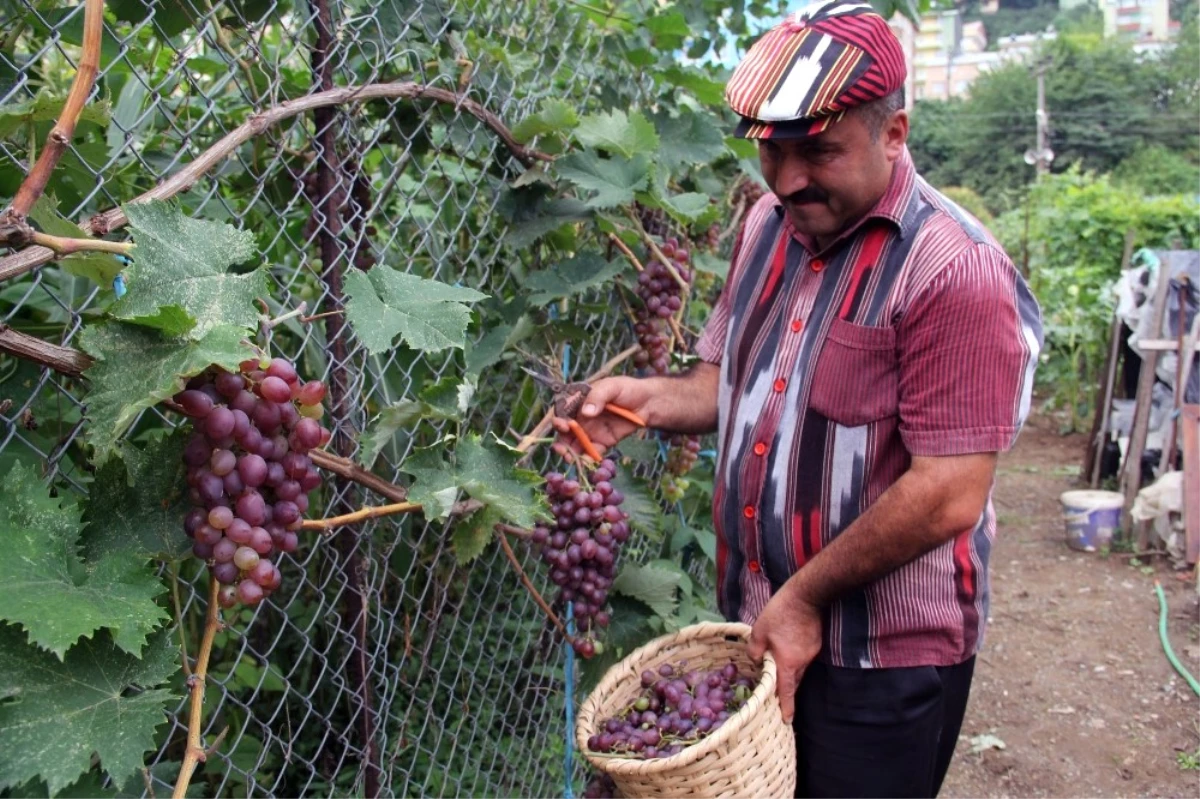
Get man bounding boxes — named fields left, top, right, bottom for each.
left=554, top=2, right=1043, bottom=796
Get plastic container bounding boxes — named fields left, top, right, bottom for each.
left=1059, top=489, right=1124, bottom=552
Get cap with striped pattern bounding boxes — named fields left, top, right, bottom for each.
left=726, top=0, right=906, bottom=139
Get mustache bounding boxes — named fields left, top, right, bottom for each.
left=784, top=188, right=828, bottom=204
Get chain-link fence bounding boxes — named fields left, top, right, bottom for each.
left=0, top=1, right=719, bottom=796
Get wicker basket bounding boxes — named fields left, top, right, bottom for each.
left=576, top=622, right=796, bottom=799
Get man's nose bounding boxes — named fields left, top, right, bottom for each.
left=772, top=155, right=811, bottom=197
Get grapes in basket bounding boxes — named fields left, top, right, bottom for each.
left=586, top=661, right=756, bottom=760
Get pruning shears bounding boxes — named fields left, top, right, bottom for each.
left=522, top=366, right=646, bottom=461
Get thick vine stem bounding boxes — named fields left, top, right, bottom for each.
left=29, top=230, right=134, bottom=256
left=0, top=82, right=553, bottom=283
left=173, top=576, right=222, bottom=799
left=1, top=0, right=104, bottom=222
left=0, top=323, right=92, bottom=376
left=307, top=449, right=408, bottom=503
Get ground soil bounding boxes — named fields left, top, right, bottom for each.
left=941, top=413, right=1200, bottom=799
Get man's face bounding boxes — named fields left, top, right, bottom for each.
left=757, top=109, right=908, bottom=247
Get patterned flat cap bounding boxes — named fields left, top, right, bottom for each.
left=726, top=0, right=906, bottom=139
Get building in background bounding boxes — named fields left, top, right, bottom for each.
left=1101, top=0, right=1173, bottom=41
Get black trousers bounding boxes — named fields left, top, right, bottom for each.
left=792, top=657, right=976, bottom=799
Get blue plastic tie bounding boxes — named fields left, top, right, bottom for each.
left=112, top=273, right=127, bottom=298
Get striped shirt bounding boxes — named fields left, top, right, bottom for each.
left=696, top=149, right=1043, bottom=668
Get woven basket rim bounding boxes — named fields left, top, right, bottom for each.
left=575, top=621, right=779, bottom=776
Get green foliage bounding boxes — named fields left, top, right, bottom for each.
left=993, top=168, right=1200, bottom=428
left=939, top=186, right=994, bottom=224
left=0, top=626, right=177, bottom=796
left=342, top=266, right=489, bottom=355
left=0, top=462, right=168, bottom=659
left=1111, top=145, right=1200, bottom=197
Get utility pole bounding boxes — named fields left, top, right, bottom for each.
left=1024, top=61, right=1054, bottom=178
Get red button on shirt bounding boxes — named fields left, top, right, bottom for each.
left=753, top=441, right=767, bottom=456
left=743, top=505, right=755, bottom=519
left=773, top=377, right=786, bottom=392
left=791, top=319, right=803, bottom=332
left=748, top=560, right=761, bottom=573
left=810, top=258, right=825, bottom=272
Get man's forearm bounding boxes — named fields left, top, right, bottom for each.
left=785, top=454, right=996, bottom=610
left=644, top=361, right=720, bottom=435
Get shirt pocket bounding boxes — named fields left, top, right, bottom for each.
left=807, top=318, right=899, bottom=427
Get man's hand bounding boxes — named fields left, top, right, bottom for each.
left=551, top=376, right=656, bottom=458
left=746, top=585, right=823, bottom=724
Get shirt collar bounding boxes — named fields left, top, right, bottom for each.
left=771, top=146, right=920, bottom=253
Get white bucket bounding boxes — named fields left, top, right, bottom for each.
left=1059, top=489, right=1124, bottom=553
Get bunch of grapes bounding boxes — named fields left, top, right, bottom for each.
left=634, top=202, right=670, bottom=238
left=691, top=221, right=721, bottom=254
left=530, top=459, right=629, bottom=658
left=582, top=772, right=617, bottom=799
left=176, top=357, right=331, bottom=609
left=659, top=435, right=701, bottom=504
left=734, top=176, right=767, bottom=209
left=633, top=237, right=692, bottom=375
left=586, top=661, right=755, bottom=760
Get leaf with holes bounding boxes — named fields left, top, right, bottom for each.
left=0, top=626, right=177, bottom=796
left=525, top=253, right=626, bottom=306
left=556, top=151, right=650, bottom=209
left=79, top=321, right=255, bottom=462
left=343, top=266, right=488, bottom=355
left=111, top=201, right=267, bottom=339
left=81, top=429, right=193, bottom=562
left=0, top=462, right=168, bottom=660
left=612, top=563, right=682, bottom=619
left=28, top=196, right=123, bottom=286
left=574, top=109, right=659, bottom=158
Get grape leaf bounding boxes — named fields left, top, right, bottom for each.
left=81, top=429, right=193, bottom=562
left=0, top=462, right=168, bottom=659
left=343, top=267, right=488, bottom=355
left=464, top=314, right=536, bottom=378
left=612, top=563, right=682, bottom=619
left=618, top=475, right=663, bottom=540
left=357, top=397, right=461, bottom=467
left=400, top=435, right=546, bottom=530
left=0, top=92, right=111, bottom=139
left=656, top=67, right=726, bottom=106
left=111, top=201, right=266, bottom=339
left=452, top=505, right=504, bottom=565
left=28, top=196, right=123, bottom=286
left=652, top=110, right=727, bottom=172
left=668, top=519, right=718, bottom=563
left=525, top=253, right=626, bottom=306
left=79, top=321, right=254, bottom=462
left=612, top=435, right=660, bottom=467
left=555, top=151, right=650, bottom=209
left=511, top=98, right=579, bottom=144
left=0, top=626, right=177, bottom=797
left=661, top=192, right=718, bottom=224
left=504, top=197, right=593, bottom=248
left=574, top=109, right=659, bottom=159
left=692, top=251, right=730, bottom=280
left=645, top=10, right=690, bottom=49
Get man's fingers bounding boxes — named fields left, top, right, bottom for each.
left=746, top=629, right=766, bottom=664
left=775, top=661, right=801, bottom=724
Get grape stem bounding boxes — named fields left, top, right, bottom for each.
left=173, top=576, right=223, bottom=799
left=260, top=302, right=308, bottom=331
left=495, top=526, right=572, bottom=640
left=606, top=233, right=645, bottom=273
left=299, top=501, right=422, bottom=532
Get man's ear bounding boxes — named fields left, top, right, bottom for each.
left=884, top=110, right=909, bottom=160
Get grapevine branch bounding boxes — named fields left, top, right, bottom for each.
left=496, top=526, right=569, bottom=638
left=299, top=501, right=421, bottom=532
left=173, top=576, right=222, bottom=799
left=0, top=323, right=91, bottom=377
left=1, top=0, right=103, bottom=222
left=0, top=83, right=553, bottom=282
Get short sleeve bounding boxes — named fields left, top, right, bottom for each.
left=897, top=244, right=1043, bottom=457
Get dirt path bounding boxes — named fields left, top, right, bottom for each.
left=941, top=414, right=1200, bottom=799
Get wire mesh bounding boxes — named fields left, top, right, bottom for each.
left=0, top=1, right=714, bottom=797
